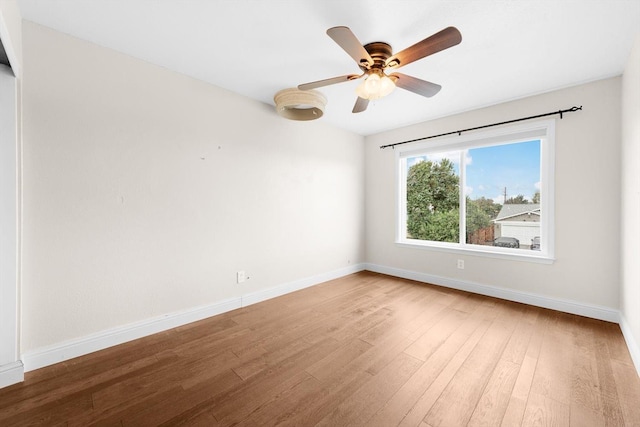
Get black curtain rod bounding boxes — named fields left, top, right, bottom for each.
left=379, top=105, right=583, bottom=149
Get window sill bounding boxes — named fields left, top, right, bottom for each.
left=396, top=240, right=555, bottom=264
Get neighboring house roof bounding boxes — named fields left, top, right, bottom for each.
left=494, top=204, right=540, bottom=221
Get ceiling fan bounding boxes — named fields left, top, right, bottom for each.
left=298, top=26, right=462, bottom=113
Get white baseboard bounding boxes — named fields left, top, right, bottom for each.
left=241, top=263, right=366, bottom=307
left=0, top=361, right=24, bottom=389
left=22, top=297, right=242, bottom=372
left=365, top=263, right=620, bottom=323
left=21, top=263, right=366, bottom=373
left=19, top=262, right=629, bottom=377
left=619, top=313, right=640, bottom=376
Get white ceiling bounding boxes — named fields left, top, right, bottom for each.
left=16, top=0, right=640, bottom=136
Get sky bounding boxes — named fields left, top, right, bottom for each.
left=407, top=139, right=541, bottom=204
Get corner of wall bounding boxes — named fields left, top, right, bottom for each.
left=620, top=32, right=640, bottom=378
left=619, top=312, right=640, bottom=376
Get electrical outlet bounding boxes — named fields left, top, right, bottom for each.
left=237, top=271, right=246, bottom=283
left=457, top=259, right=465, bottom=269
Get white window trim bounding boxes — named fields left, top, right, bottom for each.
left=395, top=118, right=555, bottom=263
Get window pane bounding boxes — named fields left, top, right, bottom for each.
left=406, top=153, right=460, bottom=243
left=464, top=140, right=541, bottom=250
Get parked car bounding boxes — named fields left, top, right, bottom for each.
left=493, top=236, right=520, bottom=248
left=531, top=236, right=540, bottom=250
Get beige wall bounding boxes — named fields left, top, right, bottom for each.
left=621, top=34, right=640, bottom=369
left=365, top=77, right=621, bottom=309
left=20, top=22, right=365, bottom=352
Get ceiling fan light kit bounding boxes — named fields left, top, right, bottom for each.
left=274, top=88, right=327, bottom=121
left=355, top=70, right=397, bottom=100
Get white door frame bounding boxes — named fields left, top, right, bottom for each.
left=0, top=64, right=22, bottom=388
left=0, top=6, right=23, bottom=388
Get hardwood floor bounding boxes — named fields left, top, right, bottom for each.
left=1, top=271, right=639, bottom=426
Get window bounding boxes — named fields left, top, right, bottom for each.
left=397, top=119, right=554, bottom=262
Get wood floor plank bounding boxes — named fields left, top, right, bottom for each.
left=404, top=308, right=470, bottom=361
left=397, top=318, right=492, bottom=427
left=467, top=358, right=521, bottom=427
left=218, top=370, right=314, bottom=426
left=312, top=306, right=393, bottom=343
left=403, top=300, right=454, bottom=340
left=170, top=324, right=254, bottom=360
left=368, top=299, right=494, bottom=426
left=172, top=317, right=239, bottom=342
left=499, top=305, right=540, bottom=365
left=90, top=350, right=220, bottom=413
left=305, top=338, right=373, bottom=382
left=312, top=285, right=378, bottom=316
left=500, top=307, right=552, bottom=427
left=0, top=350, right=172, bottom=421
left=229, top=291, right=371, bottom=362
left=364, top=326, right=416, bottom=377
left=233, top=285, right=385, bottom=362
left=315, top=351, right=423, bottom=427
left=73, top=386, right=184, bottom=427
left=1, top=271, right=638, bottom=427
left=358, top=313, right=410, bottom=347
left=468, top=305, right=539, bottom=426
left=610, top=359, right=640, bottom=426
left=500, top=353, right=539, bottom=427
left=227, top=297, right=291, bottom=326
left=300, top=293, right=392, bottom=345
left=424, top=302, right=518, bottom=426
left=570, top=342, right=603, bottom=419
left=210, top=337, right=342, bottom=425
left=136, top=370, right=242, bottom=426
left=570, top=401, right=605, bottom=427
left=522, top=392, right=570, bottom=426
left=601, top=322, right=637, bottom=366
left=270, top=369, right=374, bottom=425
left=529, top=312, right=574, bottom=406
left=232, top=332, right=326, bottom=381
left=228, top=311, right=318, bottom=361
left=380, top=280, right=436, bottom=314
left=119, top=369, right=241, bottom=427
left=592, top=322, right=627, bottom=426
left=0, top=389, right=94, bottom=426
left=234, top=373, right=321, bottom=427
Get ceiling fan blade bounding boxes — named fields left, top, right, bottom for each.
left=390, top=73, right=442, bottom=97
left=352, top=97, right=369, bottom=113
left=327, top=26, right=374, bottom=69
left=385, top=27, right=462, bottom=69
left=298, top=74, right=361, bottom=91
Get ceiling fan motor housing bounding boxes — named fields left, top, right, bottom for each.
left=362, top=42, right=393, bottom=71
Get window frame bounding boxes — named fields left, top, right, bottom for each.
left=395, top=119, right=555, bottom=264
